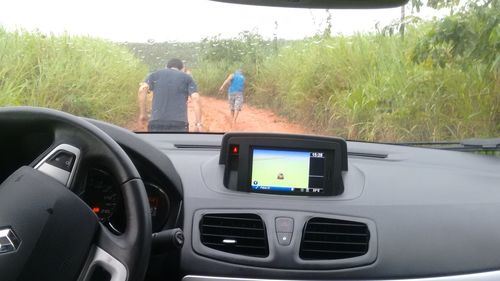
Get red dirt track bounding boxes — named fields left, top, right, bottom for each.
left=127, top=96, right=306, bottom=134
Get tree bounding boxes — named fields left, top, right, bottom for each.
left=323, top=10, right=333, bottom=38
left=412, top=0, right=500, bottom=73
left=410, top=0, right=459, bottom=12
left=400, top=5, right=406, bottom=38
left=399, top=0, right=461, bottom=38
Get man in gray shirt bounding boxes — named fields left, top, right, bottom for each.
left=138, top=58, right=202, bottom=132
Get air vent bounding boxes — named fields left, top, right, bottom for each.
left=200, top=213, right=269, bottom=257
left=300, top=217, right=370, bottom=260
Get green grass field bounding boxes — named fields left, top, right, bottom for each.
left=251, top=150, right=310, bottom=189
left=0, top=28, right=148, bottom=126
left=193, top=2, right=500, bottom=142
left=1, top=0, right=497, bottom=141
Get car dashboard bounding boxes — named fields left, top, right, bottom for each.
left=139, top=133, right=500, bottom=281
left=6, top=119, right=500, bottom=281
left=90, top=120, right=500, bottom=281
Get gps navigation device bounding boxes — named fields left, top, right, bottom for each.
left=219, top=133, right=347, bottom=196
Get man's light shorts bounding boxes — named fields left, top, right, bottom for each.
left=228, top=92, right=244, bottom=111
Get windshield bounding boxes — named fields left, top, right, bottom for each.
left=0, top=0, right=498, bottom=143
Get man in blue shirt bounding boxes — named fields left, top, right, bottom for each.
left=138, top=59, right=202, bottom=132
left=219, top=70, right=245, bottom=124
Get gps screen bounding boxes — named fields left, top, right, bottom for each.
left=250, top=148, right=326, bottom=194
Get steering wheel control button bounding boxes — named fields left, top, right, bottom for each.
left=38, top=163, right=71, bottom=185
left=0, top=228, right=21, bottom=254
left=47, top=150, right=75, bottom=172
left=277, top=232, right=292, bottom=246
left=34, top=144, right=81, bottom=187
left=275, top=217, right=294, bottom=233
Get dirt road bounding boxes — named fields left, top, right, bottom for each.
left=127, top=96, right=306, bottom=134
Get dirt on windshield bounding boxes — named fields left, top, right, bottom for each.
left=127, top=96, right=306, bottom=134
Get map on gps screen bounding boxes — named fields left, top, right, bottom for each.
left=251, top=149, right=310, bottom=191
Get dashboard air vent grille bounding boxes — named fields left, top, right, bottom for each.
left=300, top=217, right=369, bottom=260
left=200, top=213, right=269, bottom=257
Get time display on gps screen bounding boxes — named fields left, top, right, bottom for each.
left=250, top=148, right=326, bottom=193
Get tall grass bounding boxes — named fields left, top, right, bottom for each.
left=193, top=60, right=237, bottom=96
left=195, top=29, right=499, bottom=142
left=0, top=28, right=148, bottom=125
left=252, top=33, right=498, bottom=141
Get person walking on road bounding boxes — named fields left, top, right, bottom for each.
left=219, top=69, right=245, bottom=124
left=138, top=58, right=202, bottom=132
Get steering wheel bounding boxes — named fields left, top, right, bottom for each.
left=0, top=107, right=151, bottom=281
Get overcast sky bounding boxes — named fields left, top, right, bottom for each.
left=0, top=0, right=446, bottom=42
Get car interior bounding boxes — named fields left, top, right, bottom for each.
left=1, top=0, right=500, bottom=281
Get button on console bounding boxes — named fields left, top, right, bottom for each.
left=275, top=217, right=294, bottom=233
left=277, top=232, right=292, bottom=246
left=275, top=217, right=293, bottom=246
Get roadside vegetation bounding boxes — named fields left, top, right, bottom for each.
left=0, top=0, right=498, bottom=141
left=193, top=0, right=499, bottom=141
left=126, top=41, right=201, bottom=71
left=0, top=29, right=147, bottom=126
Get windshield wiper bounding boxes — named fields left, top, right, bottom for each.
left=460, top=138, right=500, bottom=150
left=389, top=138, right=500, bottom=152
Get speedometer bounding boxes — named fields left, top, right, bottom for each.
left=82, top=168, right=125, bottom=233
left=145, top=182, right=170, bottom=232
left=82, top=168, right=170, bottom=233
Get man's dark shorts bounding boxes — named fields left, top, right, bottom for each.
left=148, top=120, right=188, bottom=132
